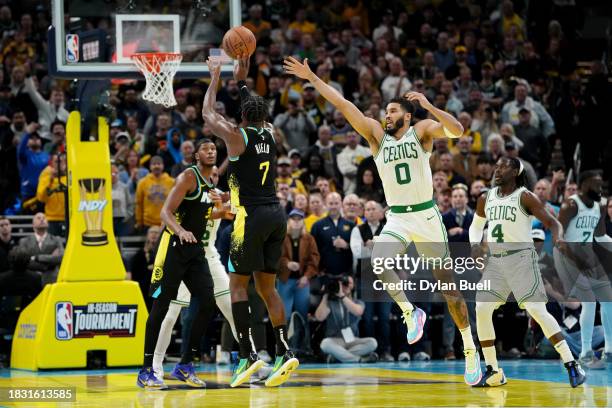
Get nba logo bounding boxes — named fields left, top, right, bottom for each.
left=56, top=302, right=73, bottom=340
left=66, top=34, right=79, bottom=63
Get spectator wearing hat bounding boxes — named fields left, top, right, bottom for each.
left=288, top=149, right=304, bottom=178
left=278, top=208, right=320, bottom=322
left=17, top=124, right=49, bottom=203
left=36, top=152, right=67, bottom=237
left=380, top=57, right=412, bottom=104
left=504, top=141, right=537, bottom=189
left=514, top=108, right=549, bottom=177
left=337, top=131, right=371, bottom=195
left=170, top=140, right=195, bottom=178
left=501, top=83, right=556, bottom=138
left=273, top=95, right=317, bottom=154
left=135, top=156, right=174, bottom=230
left=451, top=135, right=478, bottom=184
left=276, top=156, right=308, bottom=196
left=372, top=9, right=401, bottom=42
left=112, top=131, right=132, bottom=166
left=331, top=49, right=359, bottom=100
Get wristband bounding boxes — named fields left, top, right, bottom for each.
left=237, top=80, right=247, bottom=89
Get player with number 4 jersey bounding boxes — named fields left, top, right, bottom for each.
left=283, top=56, right=483, bottom=385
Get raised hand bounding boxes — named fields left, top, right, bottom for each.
left=206, top=57, right=221, bottom=79
left=233, top=55, right=249, bottom=82
left=404, top=91, right=433, bottom=111
left=283, top=56, right=314, bottom=80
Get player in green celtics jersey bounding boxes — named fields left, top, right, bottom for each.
left=470, top=156, right=586, bottom=388
left=284, top=56, right=483, bottom=385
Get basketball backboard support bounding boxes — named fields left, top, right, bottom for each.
left=50, top=0, right=240, bottom=79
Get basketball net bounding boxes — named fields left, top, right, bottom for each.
left=131, top=52, right=182, bottom=108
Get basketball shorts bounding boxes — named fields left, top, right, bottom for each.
left=375, top=203, right=449, bottom=259
left=476, top=248, right=547, bottom=307
left=229, top=203, right=287, bottom=275
left=553, top=247, right=612, bottom=302
left=171, top=254, right=231, bottom=306
left=149, top=230, right=213, bottom=302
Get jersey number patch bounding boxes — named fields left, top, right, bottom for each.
left=394, top=163, right=411, bottom=185
left=259, top=161, right=270, bottom=185
left=491, top=224, right=504, bottom=243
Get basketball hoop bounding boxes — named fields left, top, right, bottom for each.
left=131, top=52, right=182, bottom=108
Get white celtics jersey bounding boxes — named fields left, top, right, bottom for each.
left=373, top=127, right=432, bottom=206
left=203, top=188, right=222, bottom=259
left=564, top=194, right=600, bottom=243
left=484, top=187, right=534, bottom=246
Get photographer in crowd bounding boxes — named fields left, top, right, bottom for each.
left=315, top=275, right=378, bottom=363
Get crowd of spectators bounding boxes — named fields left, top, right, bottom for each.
left=1, top=1, right=612, bottom=365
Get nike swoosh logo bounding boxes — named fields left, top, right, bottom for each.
left=323, top=226, right=330, bottom=230
left=426, top=215, right=435, bottom=220
left=179, top=369, right=189, bottom=376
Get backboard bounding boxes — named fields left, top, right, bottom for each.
left=50, top=0, right=239, bottom=79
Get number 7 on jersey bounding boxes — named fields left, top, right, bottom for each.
left=259, top=161, right=270, bottom=185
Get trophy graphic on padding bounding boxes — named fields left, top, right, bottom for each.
left=78, top=178, right=108, bottom=246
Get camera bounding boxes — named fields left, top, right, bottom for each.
left=326, top=276, right=350, bottom=300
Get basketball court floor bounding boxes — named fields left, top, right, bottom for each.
left=1, top=360, right=610, bottom=407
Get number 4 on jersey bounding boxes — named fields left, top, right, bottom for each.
left=491, top=224, right=504, bottom=243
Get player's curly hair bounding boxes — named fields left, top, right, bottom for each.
left=241, top=95, right=269, bottom=124
left=192, top=138, right=214, bottom=163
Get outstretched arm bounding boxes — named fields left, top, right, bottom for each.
left=283, top=57, right=384, bottom=153
left=202, top=58, right=245, bottom=157
left=406, top=92, right=463, bottom=148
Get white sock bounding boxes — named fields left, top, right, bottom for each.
left=397, top=301, right=414, bottom=314
left=554, top=340, right=574, bottom=363
left=153, top=303, right=182, bottom=373
left=482, top=345, right=498, bottom=371
left=460, top=326, right=476, bottom=350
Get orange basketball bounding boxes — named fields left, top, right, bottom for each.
left=222, top=26, right=256, bottom=59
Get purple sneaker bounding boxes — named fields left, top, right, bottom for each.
left=171, top=362, right=206, bottom=388
left=136, top=367, right=167, bottom=390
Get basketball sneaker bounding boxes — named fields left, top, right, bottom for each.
left=230, top=352, right=265, bottom=388
left=136, top=367, right=167, bottom=390
left=403, top=307, right=426, bottom=344
left=170, top=362, right=206, bottom=387
left=250, top=364, right=273, bottom=384
left=473, top=365, right=507, bottom=387
left=264, top=351, right=300, bottom=387
left=602, top=352, right=612, bottom=363
left=564, top=361, right=586, bottom=388
left=463, top=349, right=483, bottom=385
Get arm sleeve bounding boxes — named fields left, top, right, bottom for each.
left=469, top=214, right=487, bottom=244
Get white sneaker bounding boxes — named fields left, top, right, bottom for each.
left=413, top=351, right=430, bottom=361
left=258, top=349, right=272, bottom=364
left=398, top=352, right=411, bottom=362
left=216, top=351, right=230, bottom=365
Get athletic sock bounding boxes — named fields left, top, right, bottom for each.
left=554, top=340, right=574, bottom=363
left=232, top=300, right=253, bottom=359
left=460, top=326, right=476, bottom=350
left=579, top=302, right=596, bottom=357
left=273, top=324, right=289, bottom=356
left=482, top=346, right=498, bottom=371
left=144, top=353, right=154, bottom=368
left=600, top=302, right=612, bottom=353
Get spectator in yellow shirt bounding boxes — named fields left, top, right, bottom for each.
left=36, top=153, right=67, bottom=237
left=449, top=111, right=482, bottom=154
left=276, top=156, right=307, bottom=196
left=243, top=4, right=272, bottom=43
left=135, top=156, right=174, bottom=230
left=289, top=9, right=317, bottom=34
left=304, top=192, right=327, bottom=232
